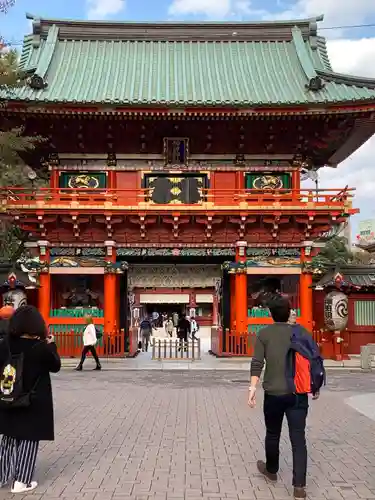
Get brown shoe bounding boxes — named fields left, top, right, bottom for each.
left=256, top=460, right=277, bottom=482
left=294, top=487, right=306, bottom=499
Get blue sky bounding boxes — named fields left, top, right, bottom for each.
left=1, top=0, right=375, bottom=46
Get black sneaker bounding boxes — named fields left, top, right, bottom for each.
left=256, top=460, right=277, bottom=482
left=75, top=365, right=82, bottom=371
left=94, top=365, right=102, bottom=371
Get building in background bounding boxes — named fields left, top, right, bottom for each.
left=356, top=219, right=375, bottom=248
left=2, top=15, right=375, bottom=356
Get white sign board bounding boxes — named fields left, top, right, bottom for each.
left=358, top=219, right=375, bottom=245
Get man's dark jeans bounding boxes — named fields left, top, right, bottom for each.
left=263, top=392, right=308, bottom=487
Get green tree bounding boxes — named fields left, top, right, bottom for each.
left=0, top=1, right=15, bottom=14
left=1, top=8, right=47, bottom=262
left=312, top=236, right=354, bottom=276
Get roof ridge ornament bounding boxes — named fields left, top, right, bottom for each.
left=27, top=74, right=47, bottom=90
left=27, top=24, right=59, bottom=91
left=292, top=26, right=324, bottom=92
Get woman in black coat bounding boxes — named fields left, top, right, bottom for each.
left=0, top=305, right=61, bottom=494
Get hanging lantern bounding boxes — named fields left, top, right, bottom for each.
left=324, top=291, right=348, bottom=331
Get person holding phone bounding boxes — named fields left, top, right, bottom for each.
left=0, top=305, right=61, bottom=494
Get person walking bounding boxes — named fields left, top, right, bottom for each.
left=248, top=294, right=323, bottom=500
left=177, top=313, right=190, bottom=350
left=139, top=317, right=152, bottom=352
left=0, top=305, right=61, bottom=494
left=75, top=315, right=101, bottom=371
left=189, top=317, right=199, bottom=340
left=165, top=317, right=174, bottom=338
left=172, top=311, right=179, bottom=334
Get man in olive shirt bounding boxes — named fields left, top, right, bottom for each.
left=248, top=295, right=319, bottom=500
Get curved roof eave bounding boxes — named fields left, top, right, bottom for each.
left=25, top=12, right=324, bottom=28
left=317, top=69, right=375, bottom=90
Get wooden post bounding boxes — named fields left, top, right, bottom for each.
left=230, top=274, right=236, bottom=331
left=291, top=169, right=300, bottom=200
left=37, top=241, right=50, bottom=326
left=300, top=246, right=313, bottom=331
left=212, top=294, right=219, bottom=326
left=104, top=242, right=117, bottom=335
left=235, top=241, right=248, bottom=334
left=50, top=170, right=59, bottom=189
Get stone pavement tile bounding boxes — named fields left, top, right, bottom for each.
left=12, top=370, right=375, bottom=500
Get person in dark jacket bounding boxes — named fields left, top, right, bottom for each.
left=0, top=305, right=61, bottom=494
left=248, top=294, right=319, bottom=500
left=177, top=314, right=190, bottom=350
left=0, top=305, right=14, bottom=339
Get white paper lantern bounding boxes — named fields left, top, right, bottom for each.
left=324, top=291, right=348, bottom=331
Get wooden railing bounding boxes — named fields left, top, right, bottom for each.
left=128, top=326, right=139, bottom=358
left=211, top=328, right=257, bottom=356
left=51, top=329, right=139, bottom=358
left=151, top=338, right=201, bottom=360
left=0, top=187, right=356, bottom=212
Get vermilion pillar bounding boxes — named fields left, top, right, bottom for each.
left=235, top=241, right=248, bottom=334
left=300, top=247, right=313, bottom=331
left=104, top=242, right=117, bottom=335
left=212, top=294, right=219, bottom=326
left=37, top=241, right=50, bottom=325
left=230, top=275, right=236, bottom=331
left=50, top=170, right=59, bottom=189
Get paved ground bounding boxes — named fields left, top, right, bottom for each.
left=2, top=370, right=375, bottom=500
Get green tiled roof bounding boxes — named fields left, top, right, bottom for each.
left=9, top=15, right=375, bottom=107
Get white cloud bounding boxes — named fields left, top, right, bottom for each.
left=168, top=0, right=231, bottom=18
left=86, top=0, right=125, bottom=19
left=168, top=0, right=264, bottom=19
left=302, top=36, right=375, bottom=234
left=317, top=37, right=375, bottom=231
left=273, top=0, right=374, bottom=35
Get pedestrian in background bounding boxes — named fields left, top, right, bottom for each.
left=165, top=317, right=174, bottom=338
left=0, top=305, right=61, bottom=494
left=177, top=313, right=190, bottom=350
left=75, top=315, right=101, bottom=371
left=140, top=317, right=152, bottom=352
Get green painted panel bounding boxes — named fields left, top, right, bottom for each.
left=245, top=173, right=291, bottom=190
left=248, top=308, right=301, bottom=317
left=59, top=173, right=107, bottom=189
left=50, top=308, right=104, bottom=318
left=354, top=300, right=375, bottom=326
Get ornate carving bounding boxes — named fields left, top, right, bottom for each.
left=48, top=152, right=60, bottom=167
left=163, top=137, right=189, bottom=165
left=50, top=256, right=107, bottom=267
left=116, top=247, right=235, bottom=257
left=128, top=264, right=221, bottom=288
left=247, top=248, right=300, bottom=258
left=68, top=174, right=99, bottom=189
left=27, top=74, right=48, bottom=90
left=106, top=153, right=117, bottom=167
left=20, top=257, right=49, bottom=274
left=104, top=261, right=128, bottom=274
left=234, top=154, right=246, bottom=166
left=50, top=247, right=106, bottom=257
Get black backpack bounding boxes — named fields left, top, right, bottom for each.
left=95, top=326, right=103, bottom=339
left=0, top=339, right=40, bottom=410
